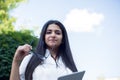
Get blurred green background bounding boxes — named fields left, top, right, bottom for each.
left=0, top=0, right=38, bottom=79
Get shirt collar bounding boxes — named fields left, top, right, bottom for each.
left=44, top=49, right=67, bottom=68
left=45, top=49, right=50, bottom=58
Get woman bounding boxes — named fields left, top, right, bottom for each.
left=10, top=20, right=78, bottom=80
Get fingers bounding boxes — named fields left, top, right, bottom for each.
left=20, top=44, right=32, bottom=50
left=13, top=44, right=33, bottom=63
left=22, top=44, right=32, bottom=52
left=15, top=44, right=32, bottom=56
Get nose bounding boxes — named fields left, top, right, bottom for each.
left=51, top=32, right=56, bottom=37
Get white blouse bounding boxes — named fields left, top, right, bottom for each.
left=19, top=49, right=72, bottom=80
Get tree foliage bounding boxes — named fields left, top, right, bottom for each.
left=0, top=0, right=39, bottom=79
left=0, top=0, right=25, bottom=33
left=0, top=30, right=38, bottom=80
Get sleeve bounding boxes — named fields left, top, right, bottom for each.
left=19, top=53, right=33, bottom=80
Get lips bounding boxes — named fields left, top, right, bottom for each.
left=49, top=40, right=57, bottom=42
left=48, top=38, right=57, bottom=41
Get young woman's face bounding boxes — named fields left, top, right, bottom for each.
left=45, top=24, right=63, bottom=49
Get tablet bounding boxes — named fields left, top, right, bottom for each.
left=58, top=71, right=85, bottom=80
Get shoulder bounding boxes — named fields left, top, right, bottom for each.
left=19, top=53, right=33, bottom=78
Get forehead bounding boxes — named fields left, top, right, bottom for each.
left=47, top=24, right=61, bottom=30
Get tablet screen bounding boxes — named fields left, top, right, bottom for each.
left=58, top=71, right=85, bottom=80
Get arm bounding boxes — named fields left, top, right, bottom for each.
left=10, top=59, right=21, bottom=80
left=10, top=44, right=32, bottom=80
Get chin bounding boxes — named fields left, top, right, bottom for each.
left=49, top=45, right=58, bottom=48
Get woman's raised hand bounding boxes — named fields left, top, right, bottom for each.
left=13, top=44, right=32, bottom=65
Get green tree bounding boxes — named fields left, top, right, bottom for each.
left=0, top=30, right=38, bottom=80
left=0, top=0, right=39, bottom=80
left=0, top=0, right=25, bottom=33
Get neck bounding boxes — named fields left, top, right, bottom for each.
left=48, top=47, right=58, bottom=59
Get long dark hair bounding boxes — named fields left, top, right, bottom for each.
left=25, top=20, right=78, bottom=80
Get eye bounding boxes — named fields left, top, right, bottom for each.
left=46, top=30, right=52, bottom=34
left=55, top=30, right=62, bottom=35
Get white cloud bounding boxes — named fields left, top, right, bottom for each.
left=63, top=8, right=104, bottom=32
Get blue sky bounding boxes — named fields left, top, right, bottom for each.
left=10, top=0, right=120, bottom=80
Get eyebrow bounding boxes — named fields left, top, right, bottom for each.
left=46, top=29, right=62, bottom=32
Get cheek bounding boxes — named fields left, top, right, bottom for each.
left=58, top=36, right=63, bottom=44
left=45, top=35, right=48, bottom=43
